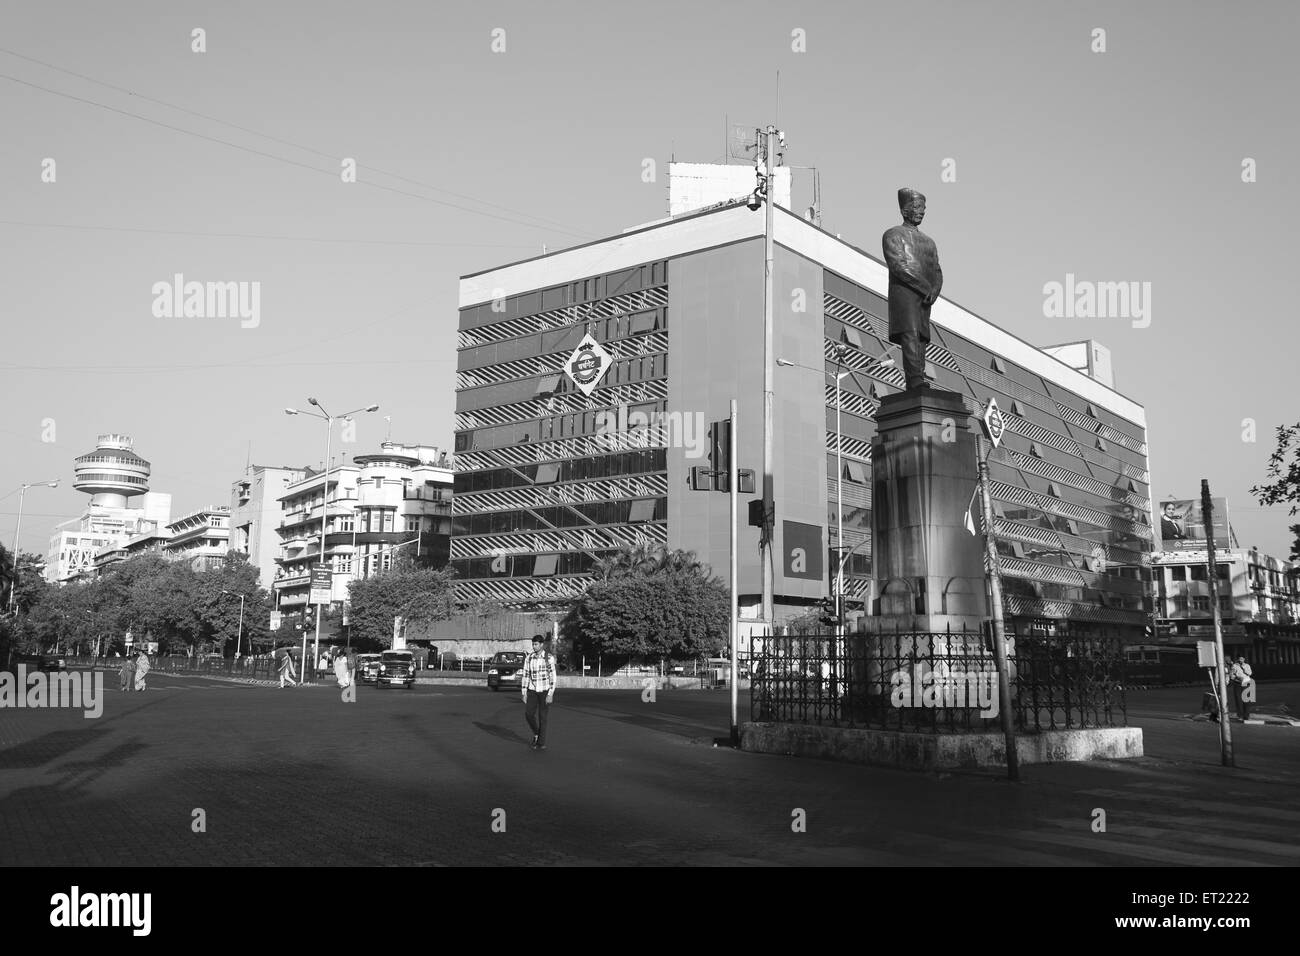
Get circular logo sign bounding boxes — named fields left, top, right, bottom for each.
left=570, top=346, right=602, bottom=385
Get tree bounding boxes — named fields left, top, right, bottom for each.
left=347, top=565, right=455, bottom=647
left=1251, top=422, right=1300, bottom=560
left=562, top=563, right=729, bottom=663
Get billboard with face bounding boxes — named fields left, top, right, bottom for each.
left=1158, top=498, right=1230, bottom=548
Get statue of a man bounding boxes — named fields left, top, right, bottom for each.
left=882, top=188, right=943, bottom=390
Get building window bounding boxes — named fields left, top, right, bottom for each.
left=1171, top=566, right=1186, bottom=581
left=628, top=498, right=657, bottom=522
left=335, top=555, right=352, bottom=574
left=406, top=517, right=421, bottom=533
left=1217, top=564, right=1229, bottom=580
left=534, top=554, right=559, bottom=576
left=382, top=552, right=393, bottom=572
left=373, top=477, right=383, bottom=489
left=382, top=512, right=394, bottom=532
left=1191, top=565, right=1208, bottom=581
left=1192, top=596, right=1211, bottom=612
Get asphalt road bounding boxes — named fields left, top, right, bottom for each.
left=1, top=672, right=1297, bottom=866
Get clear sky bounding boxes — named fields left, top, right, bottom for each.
left=2, top=0, right=1297, bottom=558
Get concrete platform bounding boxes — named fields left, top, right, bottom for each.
left=741, top=721, right=1143, bottom=771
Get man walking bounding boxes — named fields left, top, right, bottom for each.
left=521, top=634, right=556, bottom=750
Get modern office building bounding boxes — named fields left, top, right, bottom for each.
left=230, top=465, right=308, bottom=589
left=453, top=188, right=1154, bottom=636
left=47, top=434, right=173, bottom=582
left=273, top=442, right=454, bottom=619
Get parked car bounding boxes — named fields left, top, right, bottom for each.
left=486, top=651, right=526, bottom=691
left=13, top=652, right=66, bottom=672
left=356, top=654, right=383, bottom=684
left=376, top=651, right=416, bottom=689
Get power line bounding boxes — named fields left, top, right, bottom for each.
left=0, top=220, right=540, bottom=249
left=0, top=46, right=587, bottom=236
left=0, top=70, right=594, bottom=241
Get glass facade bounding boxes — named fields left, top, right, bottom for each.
left=453, top=262, right=670, bottom=606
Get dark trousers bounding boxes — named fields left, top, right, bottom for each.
left=525, top=689, right=550, bottom=745
left=895, top=330, right=930, bottom=390
left=1231, top=682, right=1248, bottom=719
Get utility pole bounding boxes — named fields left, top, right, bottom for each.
left=760, top=124, right=779, bottom=628
left=976, top=431, right=1019, bottom=781
left=1203, top=480, right=1234, bottom=767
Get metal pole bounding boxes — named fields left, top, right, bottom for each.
left=729, top=400, right=739, bottom=746
left=760, top=124, right=777, bottom=629
left=8, top=485, right=27, bottom=615
left=311, top=419, right=332, bottom=683
left=976, top=436, right=1019, bottom=780
left=236, top=594, right=245, bottom=660
left=836, top=368, right=845, bottom=644
left=1203, top=480, right=1234, bottom=766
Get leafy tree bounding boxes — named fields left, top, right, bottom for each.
left=562, top=564, right=729, bottom=663
left=347, top=565, right=455, bottom=647
left=1251, top=422, right=1300, bottom=561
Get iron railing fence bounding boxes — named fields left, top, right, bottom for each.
left=750, top=625, right=1127, bottom=733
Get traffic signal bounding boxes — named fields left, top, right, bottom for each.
left=709, top=419, right=731, bottom=492
left=748, top=499, right=764, bottom=527
left=689, top=465, right=712, bottom=491
left=817, top=597, right=839, bottom=627
left=737, top=469, right=756, bottom=494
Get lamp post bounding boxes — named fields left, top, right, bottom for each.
left=286, top=400, right=379, bottom=678
left=221, top=590, right=246, bottom=660
left=7, top=479, right=59, bottom=616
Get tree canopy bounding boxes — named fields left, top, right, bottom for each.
left=1251, top=421, right=1300, bottom=560
left=562, top=545, right=729, bottom=660
left=347, top=564, right=455, bottom=647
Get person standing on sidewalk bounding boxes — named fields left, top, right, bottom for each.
left=119, top=655, right=135, bottom=692
left=521, top=635, right=556, bottom=750
left=1230, top=655, right=1254, bottom=720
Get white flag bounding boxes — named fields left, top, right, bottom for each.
left=964, top=486, right=980, bottom=536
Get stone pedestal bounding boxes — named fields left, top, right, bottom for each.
left=866, top=385, right=988, bottom=635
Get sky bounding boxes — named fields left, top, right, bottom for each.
left=2, top=0, right=1298, bottom=559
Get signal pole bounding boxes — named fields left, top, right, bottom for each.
left=729, top=400, right=739, bottom=746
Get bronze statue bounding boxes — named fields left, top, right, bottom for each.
left=882, top=188, right=943, bottom=390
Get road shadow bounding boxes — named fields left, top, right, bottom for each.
left=0, top=727, right=112, bottom=769
left=472, top=721, right=529, bottom=746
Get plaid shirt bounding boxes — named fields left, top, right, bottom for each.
left=522, top=650, right=557, bottom=693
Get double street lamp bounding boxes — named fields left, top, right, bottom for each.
left=7, top=479, right=60, bottom=616
left=285, top=399, right=379, bottom=674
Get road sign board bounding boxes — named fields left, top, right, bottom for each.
left=269, top=611, right=282, bottom=631
left=309, top=567, right=333, bottom=605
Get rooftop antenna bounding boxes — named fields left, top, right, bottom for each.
left=245, top=441, right=252, bottom=475
left=384, top=415, right=392, bottom=440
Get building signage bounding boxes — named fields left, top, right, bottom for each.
left=980, top=398, right=1006, bottom=449
left=269, top=612, right=282, bottom=631
left=1187, top=624, right=1245, bottom=638
left=309, top=567, right=333, bottom=605
left=782, top=521, right=824, bottom=582
left=563, top=333, right=613, bottom=397
left=1158, top=497, right=1230, bottom=549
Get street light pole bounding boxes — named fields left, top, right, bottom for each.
left=286, top=400, right=379, bottom=681
left=8, top=479, right=59, bottom=616
left=222, top=590, right=246, bottom=660
left=760, top=124, right=779, bottom=630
